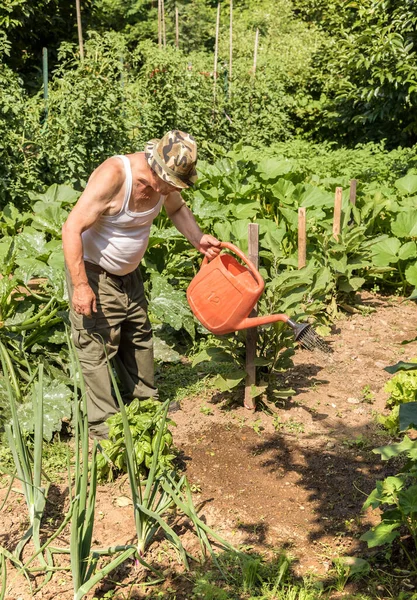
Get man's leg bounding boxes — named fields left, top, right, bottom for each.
left=115, top=269, right=158, bottom=402
left=66, top=266, right=125, bottom=438
left=73, top=325, right=121, bottom=438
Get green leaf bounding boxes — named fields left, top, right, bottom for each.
left=395, top=174, right=417, bottom=195
left=360, top=522, right=400, bottom=548
left=17, top=381, right=73, bottom=440
left=213, top=370, right=246, bottom=391
left=371, top=237, right=401, bottom=266
left=406, top=264, right=417, bottom=287
left=373, top=436, right=417, bottom=460
left=191, top=347, right=232, bottom=367
left=257, top=158, right=294, bottom=181
left=399, top=403, right=417, bottom=432
left=335, top=556, right=370, bottom=577
left=250, top=384, right=267, bottom=398
left=153, top=336, right=181, bottom=363
left=398, top=486, right=417, bottom=515
left=384, top=361, right=417, bottom=374
left=149, top=274, right=194, bottom=338
left=391, top=211, right=417, bottom=238
left=399, top=241, right=417, bottom=261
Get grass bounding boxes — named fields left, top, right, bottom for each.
left=156, top=360, right=233, bottom=405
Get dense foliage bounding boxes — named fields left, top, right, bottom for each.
left=3, top=0, right=417, bottom=208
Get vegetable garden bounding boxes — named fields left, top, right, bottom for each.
left=2, top=0, right=417, bottom=598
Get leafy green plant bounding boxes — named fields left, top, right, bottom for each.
left=360, top=435, right=417, bottom=573
left=378, top=360, right=417, bottom=434
left=96, top=398, right=176, bottom=482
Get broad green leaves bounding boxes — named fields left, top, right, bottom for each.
left=391, top=211, right=417, bottom=238
left=149, top=274, right=195, bottom=339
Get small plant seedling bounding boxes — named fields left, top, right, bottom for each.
left=200, top=404, right=213, bottom=416
left=361, top=385, right=374, bottom=404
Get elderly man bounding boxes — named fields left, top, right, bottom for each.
left=62, top=130, right=221, bottom=439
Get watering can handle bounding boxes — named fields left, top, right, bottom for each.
left=201, top=241, right=264, bottom=288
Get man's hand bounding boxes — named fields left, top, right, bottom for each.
left=198, top=234, right=221, bottom=260
left=72, top=283, right=97, bottom=318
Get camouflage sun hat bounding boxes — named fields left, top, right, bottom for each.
left=145, top=130, right=198, bottom=189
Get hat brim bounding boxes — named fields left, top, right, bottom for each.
left=145, top=140, right=197, bottom=189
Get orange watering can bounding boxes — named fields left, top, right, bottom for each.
left=187, top=242, right=289, bottom=335
left=187, top=242, right=330, bottom=352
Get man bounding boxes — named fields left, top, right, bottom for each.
left=62, top=130, right=221, bottom=439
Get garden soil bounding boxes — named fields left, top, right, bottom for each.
left=1, top=293, right=417, bottom=599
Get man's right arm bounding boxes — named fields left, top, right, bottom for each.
left=62, top=159, right=123, bottom=317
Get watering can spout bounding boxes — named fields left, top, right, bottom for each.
left=236, top=313, right=289, bottom=331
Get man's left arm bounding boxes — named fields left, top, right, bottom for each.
left=164, top=191, right=221, bottom=260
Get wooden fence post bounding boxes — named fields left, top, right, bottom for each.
left=333, top=187, right=343, bottom=239
left=175, top=6, right=179, bottom=48
left=229, top=0, right=233, bottom=98
left=161, top=0, right=166, bottom=47
left=158, top=0, right=162, bottom=48
left=244, top=223, right=259, bottom=411
left=253, top=28, right=259, bottom=76
left=298, top=207, right=306, bottom=269
left=213, top=2, right=220, bottom=108
left=349, top=179, right=357, bottom=205
left=75, top=0, right=84, bottom=60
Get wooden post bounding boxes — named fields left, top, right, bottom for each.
left=244, top=223, right=259, bottom=411
left=333, top=187, right=343, bottom=239
left=229, top=0, right=233, bottom=98
left=298, top=207, right=306, bottom=269
left=253, top=28, right=259, bottom=76
left=213, top=2, right=220, bottom=107
left=161, top=0, right=166, bottom=47
left=75, top=0, right=84, bottom=60
left=349, top=179, right=357, bottom=205
left=158, top=0, right=162, bottom=48
left=175, top=6, right=179, bottom=48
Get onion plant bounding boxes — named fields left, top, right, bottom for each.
left=106, top=355, right=237, bottom=567
left=67, top=336, right=136, bottom=600
left=0, top=353, right=49, bottom=560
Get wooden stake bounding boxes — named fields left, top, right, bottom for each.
left=158, top=0, right=162, bottom=48
left=75, top=0, right=84, bottom=60
left=244, top=223, right=259, bottom=411
left=229, top=0, right=233, bottom=98
left=161, top=0, right=166, bottom=47
left=253, top=28, right=259, bottom=75
left=175, top=6, right=179, bottom=48
left=213, top=2, right=220, bottom=107
left=298, top=207, right=306, bottom=269
left=349, top=179, right=357, bottom=205
left=333, top=187, right=343, bottom=239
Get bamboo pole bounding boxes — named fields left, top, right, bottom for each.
left=75, top=0, right=84, bottom=61
left=245, top=223, right=259, bottom=411
left=42, top=48, right=48, bottom=121
left=333, top=187, right=343, bottom=239
left=349, top=179, right=357, bottom=205
left=161, top=0, right=166, bottom=47
left=298, top=207, right=306, bottom=269
left=229, top=0, right=233, bottom=98
left=175, top=6, right=179, bottom=48
left=213, top=2, right=220, bottom=107
left=253, top=28, right=259, bottom=76
left=158, top=0, right=162, bottom=48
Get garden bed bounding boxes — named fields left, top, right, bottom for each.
left=1, top=293, right=417, bottom=599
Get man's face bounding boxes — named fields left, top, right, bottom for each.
left=149, top=168, right=183, bottom=195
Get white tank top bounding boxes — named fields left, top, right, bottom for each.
left=82, top=155, right=165, bottom=275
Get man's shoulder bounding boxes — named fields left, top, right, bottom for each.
left=90, top=156, right=124, bottom=181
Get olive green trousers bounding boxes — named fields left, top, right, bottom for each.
left=66, top=264, right=157, bottom=439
